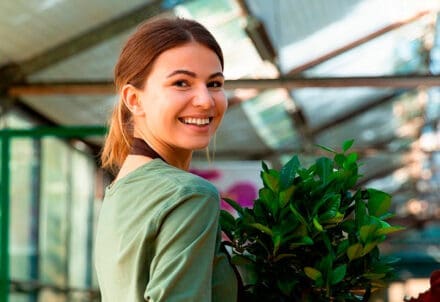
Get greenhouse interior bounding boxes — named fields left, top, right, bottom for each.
left=0, top=0, right=439, bottom=301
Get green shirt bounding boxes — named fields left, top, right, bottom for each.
left=95, top=159, right=237, bottom=302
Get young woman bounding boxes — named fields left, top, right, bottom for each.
left=95, top=18, right=238, bottom=301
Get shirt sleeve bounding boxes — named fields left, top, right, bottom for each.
left=144, top=187, right=220, bottom=302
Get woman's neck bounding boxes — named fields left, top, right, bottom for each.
left=162, top=150, right=192, bottom=171
left=132, top=134, right=192, bottom=171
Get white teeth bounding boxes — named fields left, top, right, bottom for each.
left=182, top=117, right=210, bottom=125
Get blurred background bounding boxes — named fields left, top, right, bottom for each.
left=0, top=0, right=439, bottom=301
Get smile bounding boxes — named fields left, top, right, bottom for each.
left=179, top=117, right=213, bottom=126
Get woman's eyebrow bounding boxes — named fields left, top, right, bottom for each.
left=167, top=70, right=196, bottom=78
left=166, top=70, right=224, bottom=79
left=209, top=72, right=224, bottom=79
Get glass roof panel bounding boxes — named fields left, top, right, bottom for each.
left=302, top=19, right=430, bottom=77
left=314, top=91, right=425, bottom=149
left=290, top=18, right=431, bottom=130
left=242, top=89, right=300, bottom=150
left=272, top=0, right=440, bottom=73
left=175, top=0, right=278, bottom=80
left=292, top=87, right=394, bottom=129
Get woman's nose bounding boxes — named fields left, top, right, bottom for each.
left=192, top=86, right=214, bottom=109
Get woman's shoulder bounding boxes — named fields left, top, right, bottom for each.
left=117, top=159, right=219, bottom=199
left=101, top=159, right=221, bottom=225
left=160, top=161, right=219, bottom=197
left=147, top=161, right=221, bottom=221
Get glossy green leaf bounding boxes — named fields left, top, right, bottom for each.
left=304, top=267, right=322, bottom=281
left=222, top=198, right=244, bottom=215
left=247, top=223, right=273, bottom=236
left=363, top=272, right=386, bottom=280
left=367, top=188, right=391, bottom=217
left=320, top=211, right=344, bottom=224
left=369, top=215, right=386, bottom=227
left=253, top=202, right=267, bottom=223
left=291, top=223, right=308, bottom=237
left=313, top=217, right=324, bottom=232
left=334, top=154, right=345, bottom=167
left=342, top=139, right=355, bottom=152
left=331, top=264, right=347, bottom=285
left=316, top=143, right=336, bottom=153
left=273, top=233, right=282, bottom=254
left=289, top=204, right=308, bottom=225
left=261, top=170, right=280, bottom=193
left=360, top=224, right=378, bottom=243
left=380, top=256, right=401, bottom=265
left=355, top=200, right=368, bottom=228
left=279, top=185, right=295, bottom=208
left=277, top=278, right=297, bottom=296
left=289, top=236, right=313, bottom=249
left=376, top=226, right=405, bottom=236
left=273, top=253, right=297, bottom=262
left=346, top=152, right=358, bottom=164
left=341, top=220, right=356, bottom=233
left=316, top=157, right=333, bottom=184
left=336, top=239, right=349, bottom=257
left=261, top=161, right=269, bottom=172
left=318, top=254, right=333, bottom=275
left=219, top=210, right=236, bottom=239
left=231, top=255, right=254, bottom=265
left=347, top=243, right=363, bottom=261
left=318, top=194, right=342, bottom=223
left=315, top=276, right=325, bottom=287
left=259, top=187, right=275, bottom=203
left=361, top=241, right=379, bottom=256
left=370, top=262, right=394, bottom=274
left=280, top=155, right=300, bottom=189
left=258, top=188, right=279, bottom=217
left=379, top=212, right=395, bottom=220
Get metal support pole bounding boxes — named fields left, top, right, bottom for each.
left=0, top=132, right=10, bottom=302
left=29, top=139, right=41, bottom=302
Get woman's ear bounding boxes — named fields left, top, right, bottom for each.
left=121, top=84, right=145, bottom=116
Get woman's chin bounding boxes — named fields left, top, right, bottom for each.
left=191, top=144, right=210, bottom=151
left=186, top=141, right=211, bottom=151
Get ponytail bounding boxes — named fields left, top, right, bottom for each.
left=100, top=98, right=133, bottom=174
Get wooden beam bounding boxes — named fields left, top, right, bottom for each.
left=287, top=11, right=431, bottom=75
left=8, top=74, right=440, bottom=96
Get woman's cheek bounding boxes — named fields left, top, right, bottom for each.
left=215, top=91, right=228, bottom=112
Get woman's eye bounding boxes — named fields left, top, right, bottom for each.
left=208, top=81, right=223, bottom=88
left=173, top=80, right=189, bottom=87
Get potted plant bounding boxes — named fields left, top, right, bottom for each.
left=220, top=140, right=404, bottom=301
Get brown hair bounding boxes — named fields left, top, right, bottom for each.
left=100, top=18, right=224, bottom=173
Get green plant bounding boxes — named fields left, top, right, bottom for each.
left=220, top=140, right=404, bottom=301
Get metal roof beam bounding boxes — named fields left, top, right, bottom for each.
left=226, top=74, right=440, bottom=89
left=8, top=74, right=440, bottom=96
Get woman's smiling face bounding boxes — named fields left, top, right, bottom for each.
left=133, top=41, right=227, bottom=156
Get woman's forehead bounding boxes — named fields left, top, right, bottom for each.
left=150, top=42, right=223, bottom=74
